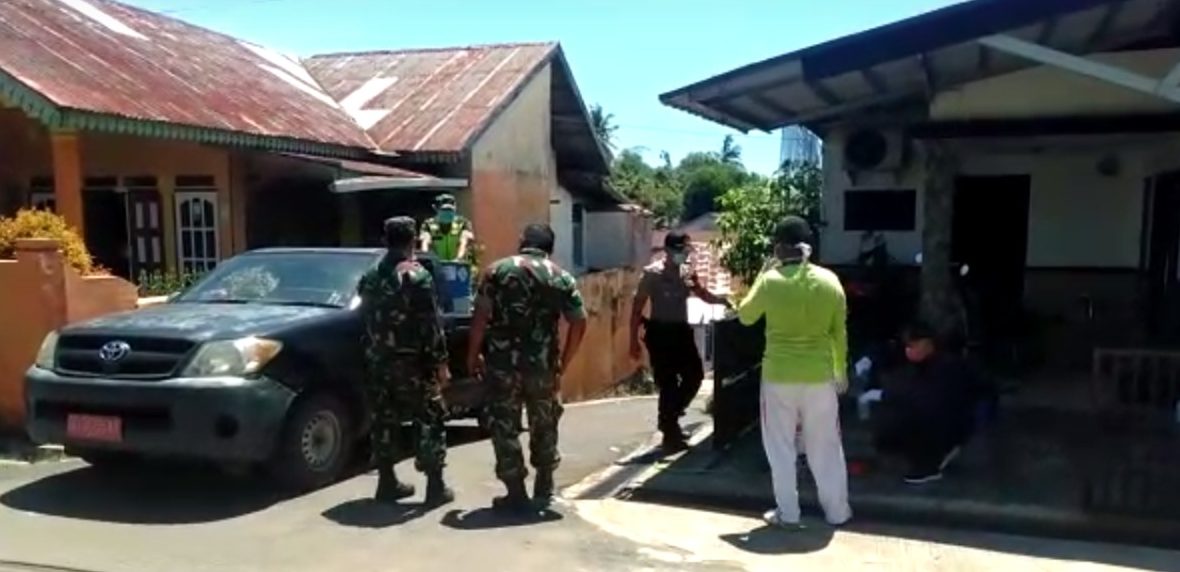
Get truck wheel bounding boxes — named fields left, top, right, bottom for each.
left=271, top=392, right=353, bottom=491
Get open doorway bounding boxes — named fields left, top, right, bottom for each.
left=952, top=175, right=1031, bottom=361
left=82, top=179, right=130, bottom=279
left=1145, top=171, right=1180, bottom=342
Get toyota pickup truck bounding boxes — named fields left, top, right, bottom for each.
left=24, top=248, right=480, bottom=490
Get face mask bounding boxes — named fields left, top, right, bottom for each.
left=670, top=252, right=688, bottom=265
left=437, top=210, right=455, bottom=224
left=904, top=343, right=932, bottom=363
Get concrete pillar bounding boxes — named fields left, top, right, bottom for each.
left=919, top=141, right=964, bottom=338
left=50, top=130, right=84, bottom=236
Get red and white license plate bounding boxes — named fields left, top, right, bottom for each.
left=66, top=414, right=123, bottom=443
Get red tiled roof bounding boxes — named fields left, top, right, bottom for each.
left=304, top=43, right=557, bottom=153
left=0, top=0, right=374, bottom=148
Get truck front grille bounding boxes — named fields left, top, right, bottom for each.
left=55, top=335, right=196, bottom=380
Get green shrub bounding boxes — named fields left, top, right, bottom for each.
left=0, top=209, right=94, bottom=275
left=136, top=269, right=204, bottom=297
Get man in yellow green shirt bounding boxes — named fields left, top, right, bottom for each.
left=735, top=216, right=852, bottom=529
left=419, top=194, right=474, bottom=262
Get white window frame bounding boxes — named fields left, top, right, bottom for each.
left=174, top=190, right=220, bottom=274
left=30, top=191, right=55, bottom=211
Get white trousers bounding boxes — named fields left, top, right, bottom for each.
left=760, top=381, right=852, bottom=524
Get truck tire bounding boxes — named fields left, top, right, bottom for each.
left=271, top=392, right=353, bottom=491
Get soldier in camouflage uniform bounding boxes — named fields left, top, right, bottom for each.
left=467, top=223, right=587, bottom=512
left=358, top=216, right=454, bottom=505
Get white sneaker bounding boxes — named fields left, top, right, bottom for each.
left=762, top=509, right=804, bottom=530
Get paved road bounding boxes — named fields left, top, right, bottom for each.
left=0, top=396, right=720, bottom=572
left=3, top=392, right=1177, bottom=572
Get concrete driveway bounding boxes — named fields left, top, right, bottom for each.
left=0, top=396, right=720, bottom=572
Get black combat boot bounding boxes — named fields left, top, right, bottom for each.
left=492, top=479, right=532, bottom=513
left=424, top=471, right=455, bottom=506
left=374, top=466, right=415, bottom=503
left=532, top=470, right=556, bottom=510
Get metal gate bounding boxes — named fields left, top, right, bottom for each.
left=711, top=316, right=765, bottom=451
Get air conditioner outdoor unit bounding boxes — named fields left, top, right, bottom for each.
left=842, top=128, right=907, bottom=172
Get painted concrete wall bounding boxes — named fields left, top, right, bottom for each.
left=470, top=64, right=556, bottom=262
left=550, top=183, right=577, bottom=271
left=820, top=133, right=1162, bottom=269
left=561, top=268, right=644, bottom=401
left=931, top=48, right=1180, bottom=121
left=823, top=48, right=1180, bottom=268
left=0, top=240, right=137, bottom=429
left=587, top=209, right=653, bottom=271
left=820, top=126, right=927, bottom=266
left=585, top=210, right=627, bottom=270
left=0, top=110, right=244, bottom=274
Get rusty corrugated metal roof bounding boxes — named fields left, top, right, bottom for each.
left=0, top=0, right=374, bottom=149
left=281, top=153, right=432, bottom=179
left=304, top=43, right=557, bottom=153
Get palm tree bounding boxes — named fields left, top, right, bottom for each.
left=590, top=104, right=618, bottom=150
left=719, top=134, right=742, bottom=165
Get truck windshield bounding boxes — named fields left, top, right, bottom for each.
left=175, top=252, right=378, bottom=308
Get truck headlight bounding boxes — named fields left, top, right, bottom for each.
left=181, top=337, right=283, bottom=377
left=34, top=331, right=59, bottom=370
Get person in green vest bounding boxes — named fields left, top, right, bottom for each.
left=419, top=194, right=475, bottom=261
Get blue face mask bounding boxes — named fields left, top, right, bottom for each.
left=437, top=210, right=455, bottom=224
left=670, top=252, right=688, bottom=265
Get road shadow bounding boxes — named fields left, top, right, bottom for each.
left=0, top=421, right=491, bottom=526
left=439, top=507, right=564, bottom=530
left=630, top=412, right=1180, bottom=571
left=322, top=498, right=443, bottom=528
left=843, top=522, right=1180, bottom=572
left=719, top=524, right=835, bottom=555
left=0, top=462, right=289, bottom=524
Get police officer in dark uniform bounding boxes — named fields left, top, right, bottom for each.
left=629, top=231, right=730, bottom=450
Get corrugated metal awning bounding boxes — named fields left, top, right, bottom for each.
left=660, top=0, right=1174, bottom=131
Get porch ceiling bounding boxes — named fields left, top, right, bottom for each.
left=660, top=0, right=1179, bottom=132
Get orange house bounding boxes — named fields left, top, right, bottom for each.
left=0, top=0, right=646, bottom=406
left=0, top=1, right=621, bottom=278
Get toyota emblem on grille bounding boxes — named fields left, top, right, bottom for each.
left=98, top=341, right=132, bottom=363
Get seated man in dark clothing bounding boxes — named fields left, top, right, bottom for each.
left=874, top=321, right=987, bottom=484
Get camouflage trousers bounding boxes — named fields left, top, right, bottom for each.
left=485, top=366, right=563, bottom=482
left=365, top=362, right=447, bottom=473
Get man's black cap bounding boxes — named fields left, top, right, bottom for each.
left=664, top=230, right=690, bottom=251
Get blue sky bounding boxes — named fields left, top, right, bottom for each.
left=126, top=0, right=962, bottom=175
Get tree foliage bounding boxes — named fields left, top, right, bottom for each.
left=715, top=163, right=824, bottom=286
left=589, top=104, right=618, bottom=150
left=597, top=103, right=798, bottom=233
left=609, top=148, right=683, bottom=226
